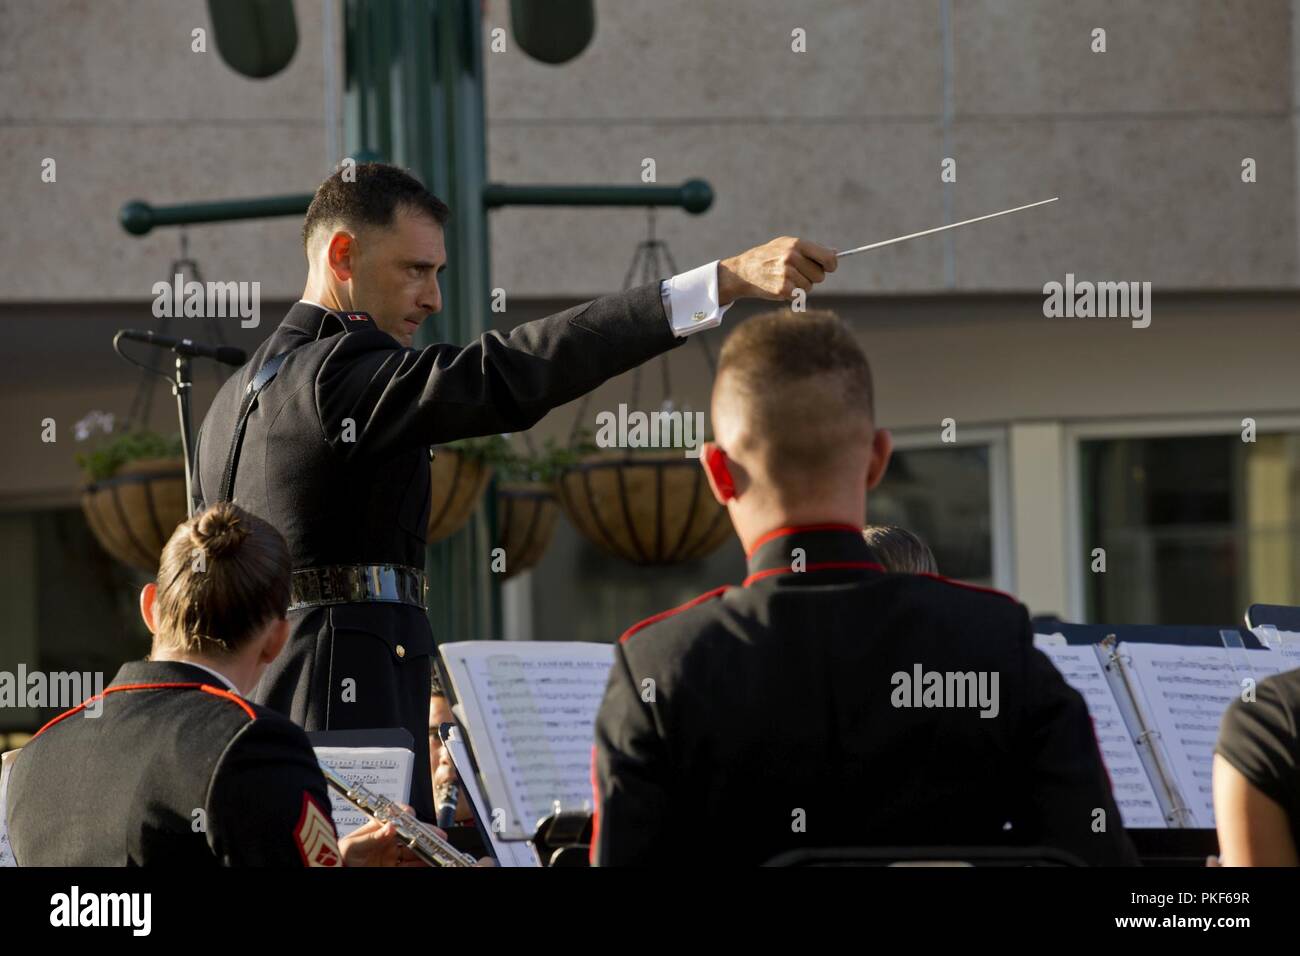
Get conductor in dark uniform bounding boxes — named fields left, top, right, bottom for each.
left=192, top=162, right=838, bottom=821
left=6, top=504, right=406, bottom=866
left=591, top=309, right=1139, bottom=866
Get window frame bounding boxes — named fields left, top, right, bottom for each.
left=1064, top=412, right=1300, bottom=623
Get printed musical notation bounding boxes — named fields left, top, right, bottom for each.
left=313, top=746, right=415, bottom=834
left=1033, top=640, right=1166, bottom=828
left=1121, top=643, right=1289, bottom=829
left=446, top=642, right=615, bottom=839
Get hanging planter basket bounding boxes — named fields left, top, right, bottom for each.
left=554, top=210, right=729, bottom=566
left=555, top=450, right=731, bottom=565
left=495, top=481, right=560, bottom=579
left=426, top=448, right=493, bottom=544
left=81, top=457, right=189, bottom=573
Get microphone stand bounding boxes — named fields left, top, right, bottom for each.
left=172, top=351, right=196, bottom=519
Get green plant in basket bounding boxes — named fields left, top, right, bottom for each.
left=73, top=411, right=184, bottom=482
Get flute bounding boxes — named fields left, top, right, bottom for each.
left=319, top=761, right=478, bottom=868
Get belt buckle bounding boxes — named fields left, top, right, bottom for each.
left=298, top=568, right=323, bottom=606
left=290, top=564, right=427, bottom=611
left=346, top=565, right=369, bottom=603
left=370, top=565, right=394, bottom=602
left=318, top=566, right=339, bottom=604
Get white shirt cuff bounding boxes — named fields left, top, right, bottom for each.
left=659, top=260, right=733, bottom=338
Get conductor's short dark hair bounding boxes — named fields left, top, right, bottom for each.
left=302, top=161, right=450, bottom=252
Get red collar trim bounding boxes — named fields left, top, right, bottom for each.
left=619, top=586, right=731, bottom=643
left=744, top=523, right=864, bottom=558
left=30, top=681, right=257, bottom=740
left=743, top=560, right=884, bottom=587
left=915, top=572, right=1018, bottom=604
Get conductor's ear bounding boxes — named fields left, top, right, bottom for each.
left=700, top=442, right=738, bottom=504
left=325, top=230, right=357, bottom=282
left=866, top=427, right=893, bottom=491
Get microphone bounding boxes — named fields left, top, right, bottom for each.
left=435, top=784, right=460, bottom=830
left=115, top=329, right=246, bottom=367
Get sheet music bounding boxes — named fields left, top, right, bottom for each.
left=1033, top=636, right=1166, bottom=828
left=443, top=726, right=540, bottom=867
left=0, top=750, right=17, bottom=867
left=441, top=641, right=614, bottom=840
left=1120, top=643, right=1290, bottom=828
left=313, top=746, right=414, bottom=834
left=1250, top=626, right=1300, bottom=668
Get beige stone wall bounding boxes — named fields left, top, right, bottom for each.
left=0, top=0, right=333, bottom=302
left=484, top=0, right=1298, bottom=296
left=1, top=0, right=1297, bottom=304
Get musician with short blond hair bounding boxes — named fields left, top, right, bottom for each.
left=592, top=310, right=1138, bottom=866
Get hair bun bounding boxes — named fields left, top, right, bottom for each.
left=190, top=504, right=250, bottom=559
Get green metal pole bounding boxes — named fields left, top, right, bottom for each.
left=119, top=195, right=315, bottom=235
left=484, top=180, right=713, bottom=213
left=345, top=0, right=496, bottom=644
left=119, top=182, right=712, bottom=236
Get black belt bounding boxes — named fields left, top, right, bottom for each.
left=289, top=564, right=428, bottom=612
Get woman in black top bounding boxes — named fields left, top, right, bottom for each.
left=1214, top=669, right=1300, bottom=865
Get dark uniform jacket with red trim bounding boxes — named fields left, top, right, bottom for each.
left=5, top=660, right=341, bottom=867
left=592, top=526, right=1139, bottom=867
left=192, top=291, right=682, bottom=820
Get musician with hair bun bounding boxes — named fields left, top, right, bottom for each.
left=5, top=502, right=421, bottom=866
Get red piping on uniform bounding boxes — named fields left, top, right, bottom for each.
left=200, top=685, right=258, bottom=720
left=916, top=571, right=1017, bottom=604
left=30, top=681, right=256, bottom=740
left=743, top=560, right=884, bottom=587
left=619, top=586, right=731, bottom=643
left=744, top=522, right=865, bottom=558
left=588, top=744, right=600, bottom=867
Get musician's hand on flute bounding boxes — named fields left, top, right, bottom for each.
left=339, top=805, right=436, bottom=867
left=717, top=237, right=838, bottom=305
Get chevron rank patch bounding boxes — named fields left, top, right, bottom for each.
left=295, top=792, right=342, bottom=867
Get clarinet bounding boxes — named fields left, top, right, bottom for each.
left=319, top=761, right=478, bottom=868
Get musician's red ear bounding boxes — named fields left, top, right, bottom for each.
left=701, top=442, right=736, bottom=503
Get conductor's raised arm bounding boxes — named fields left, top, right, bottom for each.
left=314, top=236, right=839, bottom=459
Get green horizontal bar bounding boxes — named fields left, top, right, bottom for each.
left=120, top=177, right=714, bottom=235
left=120, top=194, right=314, bottom=236
left=483, top=178, right=713, bottom=214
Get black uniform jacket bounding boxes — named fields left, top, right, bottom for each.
left=592, top=525, right=1140, bottom=866
left=6, top=660, right=341, bottom=866
left=193, top=284, right=682, bottom=820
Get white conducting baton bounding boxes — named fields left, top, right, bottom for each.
left=836, top=197, right=1058, bottom=257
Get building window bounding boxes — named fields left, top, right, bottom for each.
left=869, top=444, right=996, bottom=587
left=1081, top=432, right=1300, bottom=626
